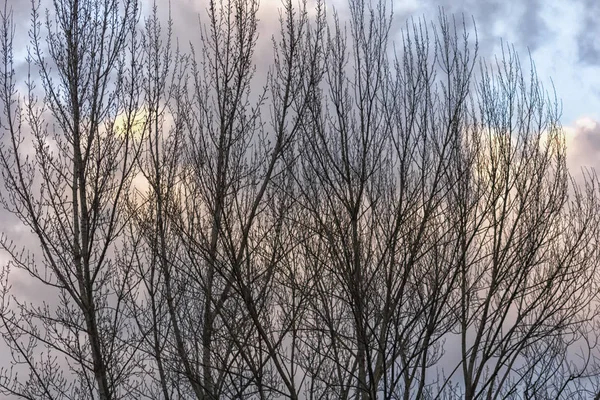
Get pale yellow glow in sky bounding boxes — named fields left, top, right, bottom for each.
left=111, top=108, right=149, bottom=140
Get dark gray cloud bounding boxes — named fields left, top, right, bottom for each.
left=398, top=0, right=553, bottom=56
left=577, top=0, right=600, bottom=65
left=517, top=0, right=550, bottom=51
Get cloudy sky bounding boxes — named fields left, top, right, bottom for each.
left=0, top=0, right=596, bottom=284
left=163, top=0, right=600, bottom=115
left=4, top=0, right=600, bottom=169
left=163, top=0, right=600, bottom=170
left=0, top=0, right=598, bottom=397
left=0, top=0, right=598, bottom=306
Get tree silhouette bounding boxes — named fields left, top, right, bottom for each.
left=0, top=0, right=599, bottom=399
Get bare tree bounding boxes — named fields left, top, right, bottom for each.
left=123, top=0, right=325, bottom=398
left=120, top=5, right=190, bottom=398
left=0, top=0, right=142, bottom=398
left=445, top=47, right=600, bottom=399
left=291, top=8, right=477, bottom=399
left=292, top=5, right=600, bottom=400
left=1, top=0, right=599, bottom=399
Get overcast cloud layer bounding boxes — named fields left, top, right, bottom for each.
left=0, top=0, right=598, bottom=291
left=5, top=0, right=600, bottom=118
left=0, top=0, right=597, bottom=398
left=0, top=0, right=597, bottom=271
left=155, top=0, right=598, bottom=150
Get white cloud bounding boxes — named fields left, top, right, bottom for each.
left=563, top=117, right=600, bottom=172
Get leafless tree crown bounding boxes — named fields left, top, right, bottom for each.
left=0, top=0, right=598, bottom=399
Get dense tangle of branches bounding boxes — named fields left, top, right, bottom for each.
left=0, top=0, right=599, bottom=399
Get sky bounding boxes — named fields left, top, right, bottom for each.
left=164, top=0, right=600, bottom=170
left=162, top=0, right=600, bottom=118
left=3, top=0, right=600, bottom=168
left=0, top=1, right=596, bottom=300
left=0, top=0, right=598, bottom=397
left=0, top=0, right=598, bottom=318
